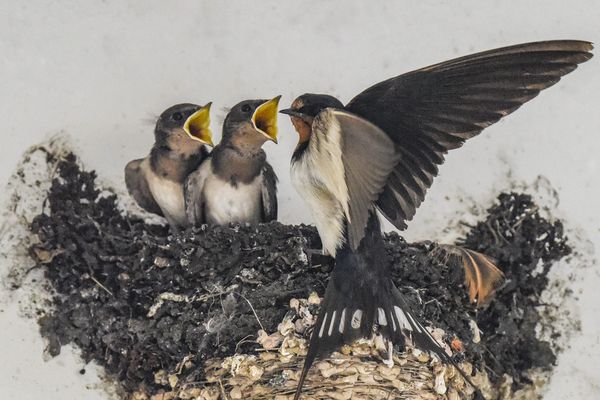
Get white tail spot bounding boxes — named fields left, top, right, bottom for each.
left=406, top=312, right=422, bottom=333
left=394, top=306, right=412, bottom=331
left=378, top=308, right=387, bottom=326
left=318, top=312, right=328, bottom=338
left=339, top=308, right=347, bottom=333
left=328, top=310, right=337, bottom=336
left=382, top=340, right=394, bottom=367
left=391, top=311, right=397, bottom=332
left=351, top=309, right=362, bottom=329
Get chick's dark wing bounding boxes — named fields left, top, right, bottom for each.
left=346, top=40, right=593, bottom=230
left=184, top=159, right=211, bottom=225
left=260, top=162, right=278, bottom=222
left=124, top=158, right=163, bottom=216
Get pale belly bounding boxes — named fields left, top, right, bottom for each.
left=290, top=160, right=345, bottom=256
left=203, top=175, right=263, bottom=225
left=146, top=170, right=187, bottom=227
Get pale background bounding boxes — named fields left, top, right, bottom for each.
left=1, top=1, right=599, bottom=398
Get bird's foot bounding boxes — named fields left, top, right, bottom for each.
left=303, top=248, right=334, bottom=267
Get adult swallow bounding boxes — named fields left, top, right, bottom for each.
left=184, top=97, right=280, bottom=225
left=125, top=103, right=213, bottom=230
left=281, top=40, right=592, bottom=398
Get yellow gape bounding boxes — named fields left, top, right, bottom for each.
left=183, top=103, right=214, bottom=146
left=252, top=96, right=281, bottom=143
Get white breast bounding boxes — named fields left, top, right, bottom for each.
left=203, top=172, right=263, bottom=225
left=290, top=155, right=345, bottom=257
left=145, top=161, right=187, bottom=227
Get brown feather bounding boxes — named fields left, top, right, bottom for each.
left=434, top=244, right=505, bottom=305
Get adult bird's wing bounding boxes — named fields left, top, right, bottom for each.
left=346, top=40, right=593, bottom=230
left=184, top=159, right=211, bottom=225
left=124, top=158, right=163, bottom=216
left=260, top=162, right=278, bottom=222
left=311, top=109, right=401, bottom=250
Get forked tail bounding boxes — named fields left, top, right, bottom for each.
left=294, top=215, right=482, bottom=399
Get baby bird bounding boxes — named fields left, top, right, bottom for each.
left=185, top=97, right=280, bottom=225
left=125, top=103, right=213, bottom=230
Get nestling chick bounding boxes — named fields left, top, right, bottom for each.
left=185, top=97, right=280, bottom=225
left=125, top=103, right=213, bottom=230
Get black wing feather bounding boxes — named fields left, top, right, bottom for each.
left=184, top=160, right=210, bottom=225
left=124, top=158, right=163, bottom=216
left=260, top=162, right=278, bottom=222
left=346, top=40, right=592, bottom=229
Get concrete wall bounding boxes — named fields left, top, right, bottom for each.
left=1, top=1, right=598, bottom=398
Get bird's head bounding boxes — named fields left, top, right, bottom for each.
left=222, top=97, right=281, bottom=149
left=280, top=94, right=343, bottom=147
left=155, top=103, right=214, bottom=152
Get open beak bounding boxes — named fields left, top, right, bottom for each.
left=183, top=102, right=214, bottom=146
left=252, top=96, right=281, bottom=143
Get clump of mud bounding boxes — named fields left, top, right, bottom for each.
left=28, top=154, right=571, bottom=397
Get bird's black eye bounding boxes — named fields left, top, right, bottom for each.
left=172, top=112, right=183, bottom=121
left=241, top=104, right=252, bottom=113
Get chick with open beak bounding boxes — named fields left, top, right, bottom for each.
left=125, top=102, right=213, bottom=231
left=183, top=103, right=214, bottom=146
left=184, top=97, right=280, bottom=226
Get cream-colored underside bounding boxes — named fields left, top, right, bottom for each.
left=290, top=110, right=350, bottom=257
left=200, top=159, right=264, bottom=225
left=291, top=153, right=345, bottom=257
left=143, top=159, right=188, bottom=226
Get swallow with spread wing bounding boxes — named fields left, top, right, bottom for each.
left=280, top=40, right=593, bottom=398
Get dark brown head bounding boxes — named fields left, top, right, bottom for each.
left=221, top=97, right=281, bottom=151
left=154, top=103, right=214, bottom=156
left=149, top=103, right=213, bottom=181
left=280, top=94, right=344, bottom=149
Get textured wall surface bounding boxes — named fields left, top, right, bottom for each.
left=1, top=1, right=598, bottom=399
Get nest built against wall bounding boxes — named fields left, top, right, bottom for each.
left=3, top=141, right=578, bottom=399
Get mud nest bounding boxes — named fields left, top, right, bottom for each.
left=28, top=154, right=571, bottom=398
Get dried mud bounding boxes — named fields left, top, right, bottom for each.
left=28, top=154, right=571, bottom=397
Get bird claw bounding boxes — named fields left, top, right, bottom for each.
left=303, top=248, right=335, bottom=267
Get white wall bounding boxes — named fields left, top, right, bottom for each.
left=1, top=1, right=599, bottom=399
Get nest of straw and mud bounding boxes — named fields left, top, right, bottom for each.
left=27, top=152, right=571, bottom=399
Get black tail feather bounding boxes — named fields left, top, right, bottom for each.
left=294, top=213, right=483, bottom=399
left=294, top=276, right=482, bottom=398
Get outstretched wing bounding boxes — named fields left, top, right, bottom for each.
left=124, top=158, right=163, bottom=216
left=260, top=162, right=278, bottom=222
left=310, top=109, right=401, bottom=250
left=184, top=159, right=211, bottom=225
left=346, top=40, right=593, bottom=230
